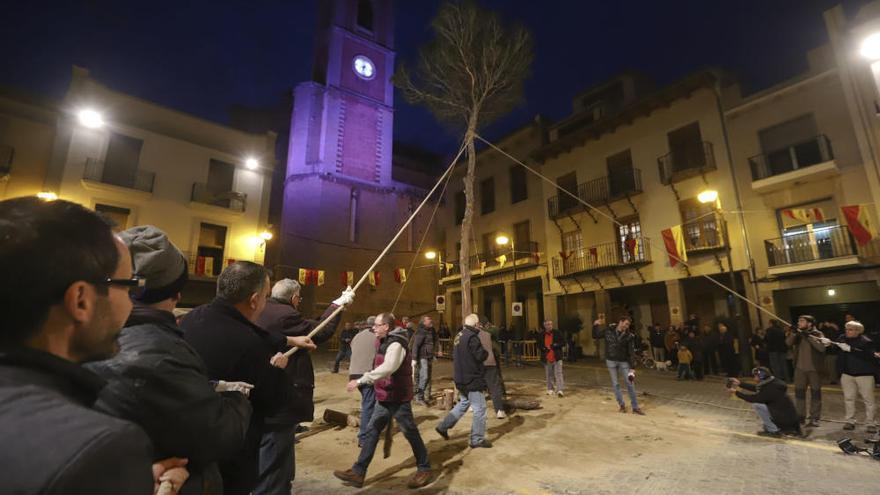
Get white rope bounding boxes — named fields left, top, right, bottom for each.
left=283, top=141, right=469, bottom=357
left=474, top=133, right=790, bottom=327
left=391, top=160, right=456, bottom=313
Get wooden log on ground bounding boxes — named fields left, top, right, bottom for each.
left=323, top=409, right=360, bottom=427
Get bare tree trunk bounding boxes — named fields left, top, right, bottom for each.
left=459, top=116, right=478, bottom=323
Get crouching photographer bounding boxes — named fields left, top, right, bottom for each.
left=727, top=367, right=802, bottom=438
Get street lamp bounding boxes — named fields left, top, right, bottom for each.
left=424, top=250, right=437, bottom=260
left=861, top=33, right=880, bottom=60
left=36, top=191, right=58, bottom=201
left=698, top=188, right=752, bottom=372
left=78, top=109, right=104, bottom=129
left=245, top=157, right=259, bottom=170
left=259, top=230, right=273, bottom=241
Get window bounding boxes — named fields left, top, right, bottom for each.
left=357, top=0, right=374, bottom=31
left=514, top=220, right=530, bottom=252
left=480, top=177, right=495, bottom=215
left=777, top=198, right=841, bottom=262
left=196, top=223, right=227, bottom=277
left=562, top=230, right=583, bottom=272
left=510, top=166, right=528, bottom=203
left=103, top=133, right=143, bottom=189
left=349, top=189, right=360, bottom=243
left=758, top=114, right=822, bottom=175
left=616, top=216, right=642, bottom=263
left=95, top=204, right=130, bottom=232
left=482, top=231, right=496, bottom=259
left=606, top=149, right=636, bottom=196
left=666, top=122, right=705, bottom=173
left=454, top=191, right=465, bottom=225
left=680, top=198, right=720, bottom=250
left=556, top=172, right=578, bottom=211
left=206, top=159, right=236, bottom=208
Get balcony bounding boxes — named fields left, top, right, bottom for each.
left=658, top=142, right=716, bottom=185
left=191, top=183, right=247, bottom=212
left=764, top=224, right=879, bottom=276
left=443, top=241, right=540, bottom=279
left=547, top=168, right=643, bottom=219
left=82, top=157, right=155, bottom=193
left=683, top=212, right=726, bottom=254
left=749, top=135, right=837, bottom=193
left=552, top=236, right=651, bottom=278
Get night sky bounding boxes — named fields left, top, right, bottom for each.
left=0, top=0, right=871, bottom=157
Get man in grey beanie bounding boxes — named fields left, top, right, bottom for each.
left=87, top=225, right=254, bottom=495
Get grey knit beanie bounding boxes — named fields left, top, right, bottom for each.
left=119, top=225, right=188, bottom=303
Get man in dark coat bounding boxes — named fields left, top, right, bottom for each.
left=785, top=315, right=828, bottom=427
left=411, top=315, right=438, bottom=405
left=825, top=321, right=878, bottom=432
left=436, top=314, right=492, bottom=448
left=181, top=262, right=310, bottom=495
left=593, top=315, right=644, bottom=414
left=254, top=278, right=350, bottom=495
left=728, top=366, right=800, bottom=437
left=87, top=226, right=253, bottom=495
left=333, top=322, right=356, bottom=374
left=765, top=320, right=790, bottom=383
left=0, top=198, right=176, bottom=494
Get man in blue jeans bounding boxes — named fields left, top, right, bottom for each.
left=334, top=313, right=435, bottom=489
left=348, top=317, right=378, bottom=447
left=436, top=314, right=492, bottom=448
left=593, top=315, right=645, bottom=415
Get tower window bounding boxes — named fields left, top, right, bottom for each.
left=357, top=0, right=374, bottom=31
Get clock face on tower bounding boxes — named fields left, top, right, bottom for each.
left=352, top=55, right=375, bottom=80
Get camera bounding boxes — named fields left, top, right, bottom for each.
left=725, top=378, right=738, bottom=389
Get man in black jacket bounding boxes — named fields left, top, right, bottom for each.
left=593, top=315, right=644, bottom=415
left=824, top=321, right=878, bottom=433
left=537, top=320, right=566, bottom=397
left=255, top=278, right=350, bottom=495
left=728, top=367, right=800, bottom=437
left=88, top=226, right=253, bottom=495
left=181, top=262, right=304, bottom=495
left=333, top=322, right=356, bottom=374
left=436, top=314, right=492, bottom=448
left=411, top=315, right=438, bottom=405
left=765, top=320, right=789, bottom=383
left=0, top=198, right=179, bottom=494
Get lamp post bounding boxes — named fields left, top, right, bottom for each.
left=699, top=189, right=752, bottom=373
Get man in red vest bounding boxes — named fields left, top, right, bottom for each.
left=333, top=312, right=435, bottom=489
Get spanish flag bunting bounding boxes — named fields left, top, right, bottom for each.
left=782, top=207, right=825, bottom=224
left=479, top=261, right=487, bottom=275
left=841, top=205, right=876, bottom=246
left=341, top=271, right=354, bottom=286
left=624, top=236, right=639, bottom=260
left=316, top=270, right=325, bottom=287
left=368, top=271, right=380, bottom=287
left=393, top=268, right=407, bottom=283
left=496, top=254, right=507, bottom=269
left=298, top=268, right=308, bottom=285
left=661, top=225, right=687, bottom=267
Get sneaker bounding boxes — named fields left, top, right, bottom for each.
left=546, top=390, right=554, bottom=396
left=470, top=439, right=493, bottom=448
left=333, top=468, right=365, bottom=488
left=806, top=419, right=820, bottom=428
left=407, top=470, right=436, bottom=489
left=757, top=430, right=782, bottom=438
left=844, top=422, right=856, bottom=431
left=496, top=410, right=507, bottom=419
left=557, top=390, right=564, bottom=398
left=632, top=408, right=646, bottom=416
left=618, top=405, right=627, bottom=413
left=435, top=426, right=449, bottom=440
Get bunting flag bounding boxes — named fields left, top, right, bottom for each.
left=298, top=268, right=308, bottom=285
left=479, top=261, right=487, bottom=275
left=661, top=225, right=687, bottom=267
left=782, top=207, right=825, bottom=224
left=533, top=251, right=541, bottom=264
left=559, top=250, right=572, bottom=261
left=842, top=205, right=876, bottom=246
left=444, top=262, right=454, bottom=272
left=624, top=236, right=639, bottom=260
left=316, top=270, right=325, bottom=287
left=341, top=271, right=354, bottom=286
left=368, top=271, right=380, bottom=287
left=496, top=254, right=507, bottom=269
left=589, top=247, right=598, bottom=265
left=393, top=268, right=407, bottom=283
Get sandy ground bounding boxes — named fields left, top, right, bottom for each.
left=291, top=356, right=880, bottom=494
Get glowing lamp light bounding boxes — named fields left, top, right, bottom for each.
left=827, top=288, right=836, bottom=297
left=861, top=33, right=880, bottom=60
left=36, top=191, right=58, bottom=201
left=424, top=250, right=437, bottom=260
left=77, top=109, right=104, bottom=129
left=259, top=230, right=273, bottom=241
left=245, top=158, right=259, bottom=170
left=697, top=189, right=719, bottom=204
left=495, top=234, right=510, bottom=246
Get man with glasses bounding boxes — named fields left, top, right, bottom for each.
left=0, top=197, right=185, bottom=494
left=87, top=225, right=256, bottom=495
left=181, top=262, right=313, bottom=495
left=334, top=313, right=435, bottom=489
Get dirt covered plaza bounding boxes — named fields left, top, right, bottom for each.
left=291, top=354, right=880, bottom=495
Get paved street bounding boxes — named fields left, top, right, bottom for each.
left=292, top=352, right=880, bottom=494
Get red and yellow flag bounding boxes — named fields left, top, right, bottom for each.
left=661, top=225, right=687, bottom=267
left=782, top=207, right=825, bottom=224
left=842, top=205, right=875, bottom=246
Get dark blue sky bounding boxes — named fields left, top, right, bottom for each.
left=0, top=0, right=870, bottom=155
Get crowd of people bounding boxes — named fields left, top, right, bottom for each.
left=4, top=197, right=880, bottom=494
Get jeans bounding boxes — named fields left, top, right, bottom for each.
left=677, top=363, right=693, bottom=380
left=652, top=346, right=666, bottom=363
left=794, top=368, right=822, bottom=421
left=692, top=360, right=704, bottom=380
left=752, top=403, right=779, bottom=433
left=500, top=341, right=509, bottom=365
left=606, top=360, right=638, bottom=409
left=255, top=424, right=296, bottom=495
left=357, top=384, right=376, bottom=446
left=841, top=373, right=876, bottom=425
left=353, top=401, right=430, bottom=476
left=769, top=352, right=790, bottom=383
left=416, top=358, right=433, bottom=401
left=333, top=346, right=351, bottom=373
left=437, top=390, right=488, bottom=445
left=544, top=361, right=564, bottom=392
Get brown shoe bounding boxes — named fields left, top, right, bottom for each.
left=407, top=470, right=436, bottom=489
left=618, top=405, right=627, bottom=413
left=632, top=408, right=646, bottom=416
left=333, top=468, right=365, bottom=488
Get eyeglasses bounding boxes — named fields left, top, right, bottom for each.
left=98, top=276, right=146, bottom=289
